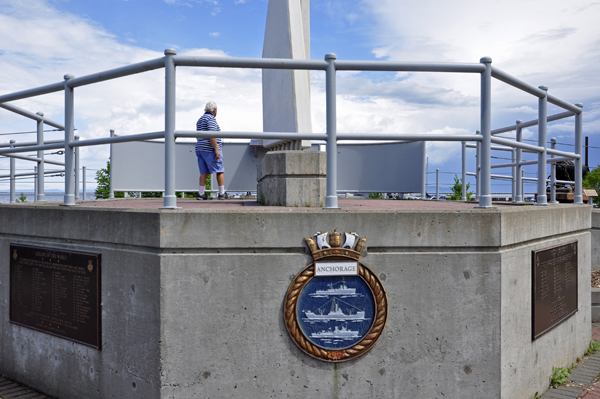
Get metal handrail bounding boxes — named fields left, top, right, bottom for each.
left=0, top=49, right=584, bottom=207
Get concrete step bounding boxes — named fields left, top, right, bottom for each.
left=592, top=288, right=600, bottom=323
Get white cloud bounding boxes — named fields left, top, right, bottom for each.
left=0, top=0, right=260, bottom=191
left=209, top=32, right=220, bottom=37
left=358, top=0, right=600, bottom=180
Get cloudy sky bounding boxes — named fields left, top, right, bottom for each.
left=0, top=0, right=598, bottom=195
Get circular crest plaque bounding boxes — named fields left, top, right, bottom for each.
left=284, top=230, right=388, bottom=362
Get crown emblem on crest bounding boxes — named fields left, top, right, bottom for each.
left=304, top=229, right=367, bottom=261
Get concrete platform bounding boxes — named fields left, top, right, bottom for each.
left=0, top=200, right=592, bottom=399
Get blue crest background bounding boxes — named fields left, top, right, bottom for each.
left=296, top=275, right=375, bottom=350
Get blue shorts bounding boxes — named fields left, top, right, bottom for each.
left=196, top=149, right=224, bottom=174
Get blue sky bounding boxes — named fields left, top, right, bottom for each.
left=1, top=0, right=599, bottom=195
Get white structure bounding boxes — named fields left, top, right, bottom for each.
left=262, top=0, right=312, bottom=148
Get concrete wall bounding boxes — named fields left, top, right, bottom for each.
left=0, top=204, right=592, bottom=399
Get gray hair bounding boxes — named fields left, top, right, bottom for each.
left=204, top=101, right=217, bottom=112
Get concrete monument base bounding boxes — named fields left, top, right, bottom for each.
left=0, top=203, right=592, bottom=399
left=256, top=150, right=326, bottom=207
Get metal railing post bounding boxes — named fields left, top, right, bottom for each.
left=511, top=148, right=516, bottom=202
left=436, top=168, right=440, bottom=199
left=475, top=130, right=480, bottom=201
left=325, top=53, right=338, bottom=209
left=9, top=140, right=15, bottom=203
left=515, top=120, right=523, bottom=203
left=522, top=170, right=525, bottom=201
left=536, top=85, right=548, bottom=205
left=462, top=141, right=467, bottom=201
left=82, top=166, right=87, bottom=201
left=63, top=74, right=76, bottom=206
left=36, top=112, right=45, bottom=201
left=74, top=135, right=80, bottom=201
left=34, top=166, right=37, bottom=201
left=109, top=129, right=115, bottom=199
left=478, top=57, right=493, bottom=208
left=574, top=103, right=584, bottom=204
left=421, top=143, right=427, bottom=199
left=211, top=173, right=216, bottom=198
left=163, top=48, right=178, bottom=208
left=550, top=138, right=557, bottom=203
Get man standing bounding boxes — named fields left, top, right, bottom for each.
left=196, top=101, right=228, bottom=200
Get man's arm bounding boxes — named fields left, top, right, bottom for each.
left=210, top=138, right=221, bottom=160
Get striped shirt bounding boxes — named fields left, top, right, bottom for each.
left=195, top=112, right=221, bottom=152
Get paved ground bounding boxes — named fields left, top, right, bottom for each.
left=0, top=375, right=52, bottom=398
left=70, top=197, right=512, bottom=210
left=540, top=324, right=600, bottom=399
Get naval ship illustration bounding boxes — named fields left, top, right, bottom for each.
left=309, top=278, right=357, bottom=297
left=304, top=298, right=366, bottom=321
left=311, top=325, right=359, bottom=339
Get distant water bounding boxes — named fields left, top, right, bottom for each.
left=0, top=192, right=96, bottom=204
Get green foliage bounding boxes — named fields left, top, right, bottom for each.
left=94, top=161, right=111, bottom=199
left=588, top=340, right=600, bottom=356
left=532, top=392, right=539, bottom=399
left=16, top=192, right=27, bottom=203
left=550, top=366, right=571, bottom=387
left=369, top=192, right=383, bottom=199
left=450, top=175, right=473, bottom=201
left=583, top=166, right=600, bottom=207
left=141, top=192, right=162, bottom=198
left=94, top=161, right=137, bottom=199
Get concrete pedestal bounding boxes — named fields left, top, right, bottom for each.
left=0, top=203, right=592, bottom=399
left=257, top=150, right=326, bottom=207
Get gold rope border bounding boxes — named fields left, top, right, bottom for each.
left=283, top=263, right=388, bottom=362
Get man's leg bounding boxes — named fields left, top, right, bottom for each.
left=200, top=174, right=208, bottom=187
left=216, top=172, right=227, bottom=198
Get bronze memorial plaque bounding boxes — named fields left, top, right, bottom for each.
left=10, top=243, right=101, bottom=349
left=532, top=241, right=578, bottom=340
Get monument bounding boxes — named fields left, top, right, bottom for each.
left=0, top=1, right=593, bottom=398
left=257, top=0, right=326, bottom=207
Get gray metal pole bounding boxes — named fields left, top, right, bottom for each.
left=109, top=129, right=115, bottom=199
left=462, top=141, right=467, bottom=201
left=34, top=166, right=37, bottom=201
left=550, top=138, right=558, bottom=203
left=574, top=104, right=584, bottom=204
left=325, top=53, right=338, bottom=209
left=425, top=157, right=428, bottom=198
left=475, top=130, right=481, bottom=201
left=74, top=135, right=80, bottom=201
left=536, top=86, right=548, bottom=205
left=36, top=112, right=45, bottom=201
left=9, top=140, right=15, bottom=203
left=511, top=148, right=516, bottom=203
left=478, top=57, right=493, bottom=208
left=421, top=143, right=427, bottom=199
left=163, top=48, right=178, bottom=208
left=435, top=168, right=440, bottom=199
left=515, top=120, right=523, bottom=203
left=82, top=166, right=87, bottom=201
left=63, top=74, right=76, bottom=206
left=522, top=170, right=526, bottom=201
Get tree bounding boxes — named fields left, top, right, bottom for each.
left=94, top=161, right=111, bottom=199
left=449, top=175, right=473, bottom=201
left=583, top=166, right=600, bottom=207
